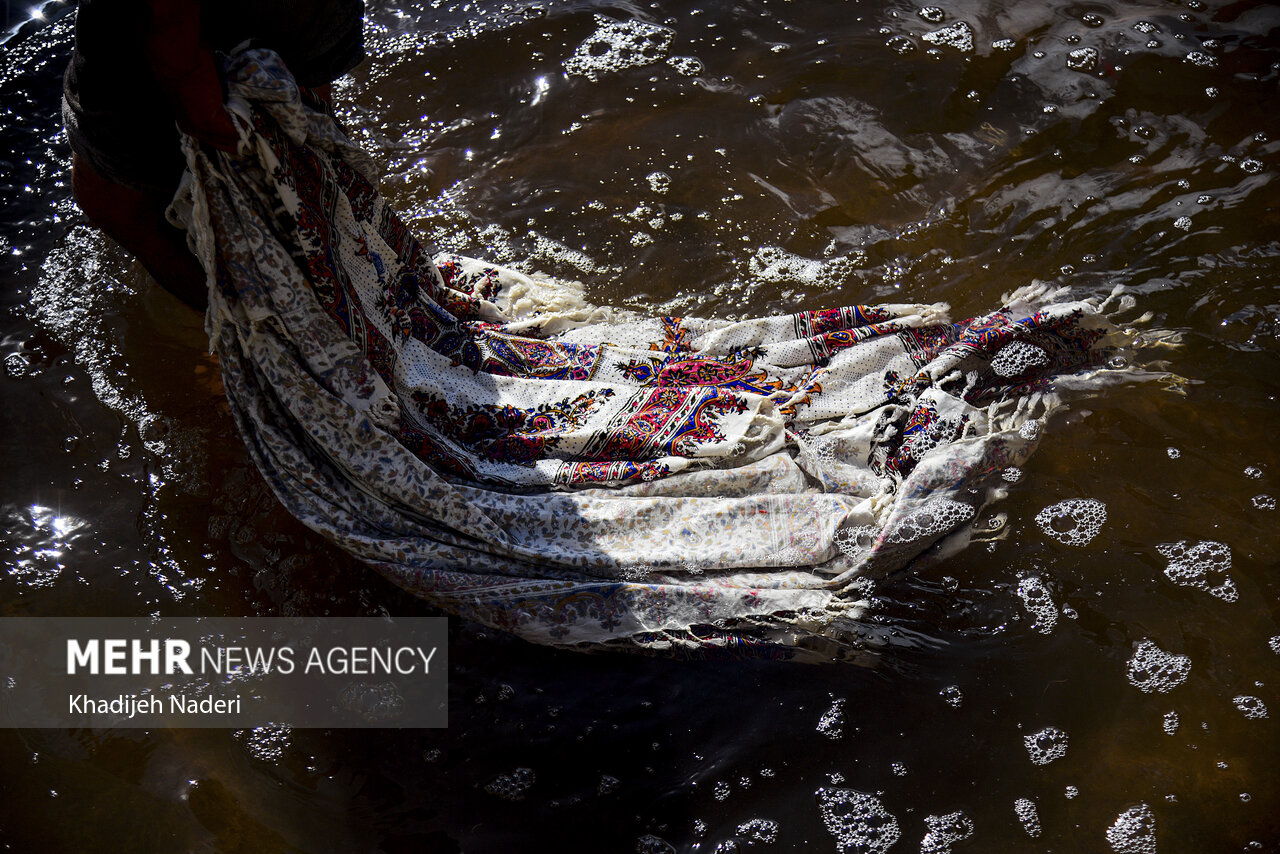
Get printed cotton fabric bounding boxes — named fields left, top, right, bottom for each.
left=176, top=50, right=1124, bottom=660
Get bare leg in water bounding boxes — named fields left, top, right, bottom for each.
left=70, top=152, right=208, bottom=311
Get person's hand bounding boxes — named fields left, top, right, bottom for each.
left=146, top=0, right=238, bottom=152
left=160, top=50, right=240, bottom=152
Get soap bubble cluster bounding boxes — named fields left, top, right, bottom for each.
left=1017, top=575, right=1058, bottom=634
left=835, top=525, right=879, bottom=561
left=1036, top=499, right=1106, bottom=546
left=1067, top=47, right=1099, bottom=72
left=749, top=246, right=854, bottom=287
left=735, top=818, right=779, bottom=845
left=1105, top=803, right=1157, bottom=854
left=636, top=834, right=675, bottom=854
left=339, top=681, right=405, bottom=720
left=817, top=696, right=847, bottom=739
left=233, top=725, right=291, bottom=764
left=1001, top=466, right=1023, bottom=482
left=1253, top=494, right=1276, bottom=510
left=1024, top=726, right=1069, bottom=765
left=816, top=788, right=901, bottom=854
left=565, top=17, right=674, bottom=81
left=1184, top=50, right=1217, bottom=68
left=1162, top=711, right=1179, bottom=735
left=921, top=22, right=974, bottom=53
left=484, top=767, right=535, bottom=800
left=940, top=686, right=964, bottom=708
left=920, top=811, right=973, bottom=854
left=646, top=172, right=671, bottom=194
left=1019, top=420, right=1043, bottom=441
left=991, top=340, right=1051, bottom=378
left=885, top=498, right=975, bottom=544
left=666, top=56, right=703, bottom=76
left=1126, top=640, right=1191, bottom=694
left=1233, top=696, right=1268, bottom=720
left=1014, top=799, right=1041, bottom=838
left=918, top=7, right=945, bottom=23
left=1156, top=540, right=1237, bottom=602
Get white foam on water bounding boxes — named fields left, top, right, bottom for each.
left=636, top=833, right=676, bottom=854
left=646, top=172, right=671, bottom=194
left=921, top=21, right=974, bottom=53
left=666, top=55, right=703, bottom=76
left=1067, top=47, right=1099, bottom=72
left=1156, top=540, right=1237, bottom=602
left=565, top=17, right=674, bottom=81
left=818, top=697, right=847, bottom=739
left=234, top=725, right=291, bottom=764
left=1126, top=640, right=1191, bottom=694
left=835, top=525, right=880, bottom=562
left=1105, top=803, right=1157, bottom=854
left=940, top=686, right=964, bottom=708
left=1001, top=467, right=1023, bottom=483
left=885, top=498, right=975, bottom=544
left=991, top=340, right=1051, bottom=377
left=1270, top=636, right=1280, bottom=654
left=816, top=788, right=901, bottom=854
left=1233, top=695, right=1268, bottom=720
left=1162, top=711, right=1179, bottom=735
left=1014, top=799, right=1041, bottom=838
left=1024, top=726, right=1069, bottom=765
left=1253, top=494, right=1276, bottom=510
left=1017, top=575, right=1058, bottom=634
left=1035, top=498, right=1106, bottom=547
left=484, top=767, right=535, bottom=800
left=736, top=819, right=779, bottom=844
left=1019, top=420, right=1043, bottom=440
left=918, top=7, right=945, bottom=23
left=748, top=246, right=856, bottom=288
left=920, top=811, right=973, bottom=854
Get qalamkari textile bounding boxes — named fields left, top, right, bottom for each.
left=175, top=49, right=1137, bottom=661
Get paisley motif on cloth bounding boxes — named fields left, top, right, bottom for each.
left=176, top=49, right=1131, bottom=660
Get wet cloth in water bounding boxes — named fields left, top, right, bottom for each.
left=176, top=50, right=1126, bottom=659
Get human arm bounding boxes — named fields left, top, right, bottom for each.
left=145, top=0, right=239, bottom=151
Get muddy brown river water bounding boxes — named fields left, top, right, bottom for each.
left=2, top=0, right=1279, bottom=851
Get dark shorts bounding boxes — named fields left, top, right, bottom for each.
left=63, top=0, right=365, bottom=194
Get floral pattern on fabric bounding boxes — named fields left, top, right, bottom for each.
left=177, top=49, right=1129, bottom=660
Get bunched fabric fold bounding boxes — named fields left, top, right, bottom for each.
left=174, top=49, right=1135, bottom=660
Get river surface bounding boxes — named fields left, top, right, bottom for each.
left=2, top=0, right=1279, bottom=851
